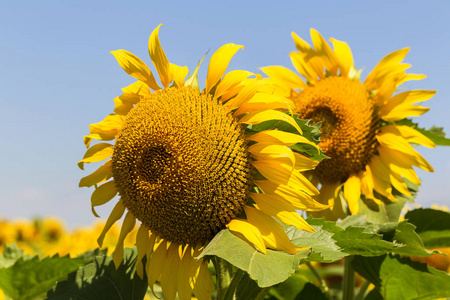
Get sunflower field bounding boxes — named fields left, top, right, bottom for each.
left=2, top=6, right=450, bottom=300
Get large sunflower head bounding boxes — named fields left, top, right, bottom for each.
left=79, top=24, right=327, bottom=299
left=262, top=29, right=436, bottom=220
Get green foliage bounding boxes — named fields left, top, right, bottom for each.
left=0, top=244, right=31, bottom=269
left=395, top=118, right=450, bottom=146
left=0, top=253, right=86, bottom=300
left=199, top=230, right=310, bottom=287
left=405, top=208, right=450, bottom=248
left=47, top=247, right=148, bottom=300
left=353, top=255, right=450, bottom=300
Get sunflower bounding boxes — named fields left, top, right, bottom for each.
left=262, top=29, right=435, bottom=219
left=79, top=24, right=327, bottom=299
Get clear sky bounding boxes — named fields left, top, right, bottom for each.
left=1, top=0, right=449, bottom=228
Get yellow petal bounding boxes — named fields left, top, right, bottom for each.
left=239, top=110, right=302, bottom=134
left=78, top=143, right=113, bottom=170
left=112, top=211, right=136, bottom=269
left=250, top=193, right=315, bottom=232
left=380, top=125, right=435, bottom=148
left=147, top=239, right=168, bottom=290
left=289, top=51, right=319, bottom=83
left=380, top=90, right=435, bottom=120
left=291, top=31, right=312, bottom=53
left=121, top=80, right=152, bottom=96
left=376, top=133, right=433, bottom=172
left=368, top=156, right=397, bottom=202
left=90, top=180, right=118, bottom=217
left=184, top=53, right=206, bottom=90
left=248, top=144, right=295, bottom=168
left=160, top=243, right=179, bottom=300
left=254, top=180, right=328, bottom=211
left=148, top=24, right=171, bottom=88
left=79, top=160, right=112, bottom=188
left=110, top=50, right=160, bottom=90
left=364, top=48, right=409, bottom=90
left=135, top=224, right=150, bottom=279
left=310, top=182, right=344, bottom=221
left=343, top=175, right=361, bottom=215
left=252, top=160, right=319, bottom=196
left=215, top=70, right=254, bottom=99
left=244, top=206, right=299, bottom=254
left=205, top=43, right=244, bottom=94
left=177, top=246, right=193, bottom=300
left=360, top=166, right=382, bottom=204
left=260, top=66, right=305, bottom=92
left=294, top=152, right=319, bottom=171
left=377, top=145, right=421, bottom=185
left=247, top=130, right=319, bottom=152
left=97, top=200, right=126, bottom=248
left=234, top=93, right=295, bottom=116
left=113, top=97, right=134, bottom=115
left=310, top=28, right=338, bottom=75
left=192, top=260, right=215, bottom=300
left=227, top=219, right=266, bottom=253
left=84, top=114, right=123, bottom=147
left=329, top=37, right=354, bottom=78
left=169, top=63, right=188, bottom=88
left=397, top=73, right=426, bottom=86
left=224, top=78, right=268, bottom=111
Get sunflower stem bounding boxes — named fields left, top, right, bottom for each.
left=355, top=280, right=371, bottom=300
left=306, top=261, right=330, bottom=297
left=213, top=257, right=235, bottom=300
left=223, top=269, right=244, bottom=300
left=343, top=255, right=355, bottom=300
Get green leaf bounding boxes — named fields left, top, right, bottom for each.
left=287, top=218, right=347, bottom=263
left=235, top=273, right=270, bottom=300
left=355, top=255, right=450, bottom=300
left=48, top=247, right=148, bottom=300
left=0, top=244, right=31, bottom=269
left=395, top=118, right=450, bottom=146
left=0, top=254, right=86, bottom=300
left=266, top=273, right=308, bottom=300
left=296, top=282, right=328, bottom=300
left=199, top=229, right=310, bottom=288
left=391, top=221, right=434, bottom=256
left=405, top=208, right=450, bottom=248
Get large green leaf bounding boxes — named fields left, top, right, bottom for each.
left=396, top=118, right=450, bottom=146
left=405, top=208, right=450, bottom=248
left=47, top=247, right=148, bottom=300
left=354, top=255, right=450, bottom=300
left=0, top=254, right=86, bottom=300
left=0, top=244, right=31, bottom=269
left=235, top=273, right=270, bottom=300
left=199, top=229, right=310, bottom=288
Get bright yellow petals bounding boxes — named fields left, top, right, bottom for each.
left=294, top=153, right=319, bottom=171
left=254, top=180, right=328, bottom=211
left=252, top=160, right=319, bottom=196
left=343, top=175, right=361, bottom=215
left=78, top=143, right=113, bottom=170
left=381, top=125, right=435, bottom=148
left=97, top=200, right=126, bottom=247
left=311, top=182, right=345, bottom=221
left=227, top=219, right=266, bottom=253
left=250, top=193, right=315, bottom=232
left=112, top=211, right=136, bottom=268
left=244, top=206, right=300, bottom=254
left=247, top=130, right=319, bottom=151
left=224, top=79, right=272, bottom=111
left=110, top=50, right=160, bottom=90
left=239, top=110, right=302, bottom=134
left=310, top=28, right=339, bottom=75
left=376, top=132, right=433, bottom=172
left=79, top=160, right=112, bottom=188
left=360, top=166, right=380, bottom=203
left=135, top=225, right=151, bottom=278
left=148, top=24, right=171, bottom=88
left=378, top=145, right=421, bottom=185
left=234, top=93, right=295, bottom=116
left=177, top=247, right=192, bottom=300
left=169, top=63, right=188, bottom=88
left=380, top=90, right=435, bottom=121
left=147, top=239, right=168, bottom=290
left=90, top=181, right=118, bottom=217
left=84, top=114, right=123, bottom=147
left=260, top=66, right=305, bottom=94
left=214, top=70, right=254, bottom=99
left=364, top=48, right=409, bottom=91
left=368, top=156, right=397, bottom=202
left=248, top=144, right=295, bottom=168
left=290, top=51, right=320, bottom=83
left=205, top=43, right=244, bottom=94
left=160, top=243, right=179, bottom=300
left=329, top=38, right=354, bottom=78
left=191, top=260, right=215, bottom=300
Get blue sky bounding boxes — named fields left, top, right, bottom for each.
left=1, top=0, right=449, bottom=228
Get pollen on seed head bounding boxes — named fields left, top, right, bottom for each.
left=294, top=77, right=379, bottom=183
left=111, top=87, right=252, bottom=246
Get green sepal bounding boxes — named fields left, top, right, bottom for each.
left=184, top=53, right=207, bottom=90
